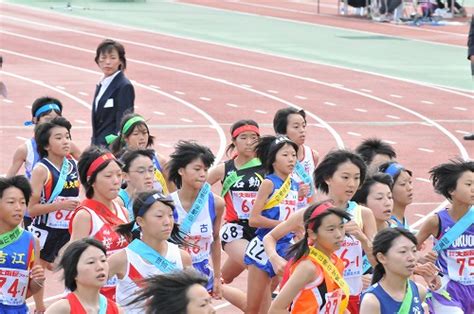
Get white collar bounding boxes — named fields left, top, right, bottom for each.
left=99, top=70, right=121, bottom=86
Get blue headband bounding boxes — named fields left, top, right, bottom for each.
left=384, top=163, right=404, bottom=178
left=24, top=103, right=61, bottom=126
left=132, top=193, right=177, bottom=231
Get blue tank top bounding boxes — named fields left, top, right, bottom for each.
left=255, top=174, right=298, bottom=242
left=118, top=189, right=134, bottom=221
left=362, top=280, right=423, bottom=314
left=0, top=229, right=35, bottom=309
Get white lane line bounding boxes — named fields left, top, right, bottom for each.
left=241, top=84, right=252, bottom=88
left=199, top=97, right=211, bottom=101
left=158, top=143, right=172, bottom=148
left=55, top=85, right=65, bottom=90
left=314, top=123, right=325, bottom=128
left=226, top=103, right=238, bottom=108
left=153, top=111, right=165, bottom=115
left=385, top=115, right=400, bottom=120
left=78, top=91, right=88, bottom=96
left=383, top=140, right=397, bottom=144
left=414, top=214, right=425, bottom=218
left=149, top=84, right=160, bottom=89
left=27, top=292, right=66, bottom=306
left=295, top=95, right=307, bottom=100
left=267, top=89, right=278, bottom=94
left=418, top=148, right=434, bottom=153
left=456, top=130, right=470, bottom=135
left=453, top=106, right=467, bottom=111
left=215, top=302, right=231, bottom=310
left=347, top=131, right=361, bottom=137
left=254, top=109, right=267, bottom=114
left=360, top=88, right=372, bottom=93
left=174, top=90, right=185, bottom=95
left=180, top=118, right=193, bottom=123
left=390, top=94, right=403, bottom=98
left=74, top=119, right=86, bottom=124
left=415, top=177, right=431, bottom=183
left=324, top=101, right=337, bottom=106
left=25, top=105, right=31, bottom=109
left=411, top=200, right=448, bottom=229
left=3, top=99, right=13, bottom=103
left=332, top=83, right=344, bottom=87
left=354, top=108, right=367, bottom=113
left=421, top=100, right=434, bottom=104
left=16, top=136, right=28, bottom=141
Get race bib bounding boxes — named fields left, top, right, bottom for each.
left=446, top=248, right=474, bottom=285
left=337, top=238, right=363, bottom=279
left=184, top=235, right=212, bottom=264
left=279, top=191, right=297, bottom=222
left=220, top=223, right=244, bottom=243
left=46, top=196, right=78, bottom=229
left=231, top=191, right=257, bottom=219
left=28, top=225, right=48, bottom=249
left=245, top=237, right=268, bottom=265
left=323, top=289, right=342, bottom=314
left=0, top=268, right=29, bottom=306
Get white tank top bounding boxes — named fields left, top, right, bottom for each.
left=291, top=145, right=316, bottom=210
left=115, top=242, right=183, bottom=313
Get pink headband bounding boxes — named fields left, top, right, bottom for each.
left=308, top=201, right=335, bottom=230
left=232, top=125, right=260, bottom=138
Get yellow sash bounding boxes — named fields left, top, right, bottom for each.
left=154, top=169, right=169, bottom=195
left=263, top=175, right=291, bottom=210
left=308, top=247, right=350, bottom=314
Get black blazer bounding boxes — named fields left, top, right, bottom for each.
left=91, top=71, right=135, bottom=146
left=469, top=15, right=474, bottom=59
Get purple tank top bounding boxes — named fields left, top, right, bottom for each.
left=434, top=209, right=474, bottom=285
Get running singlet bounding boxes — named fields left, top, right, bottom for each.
left=335, top=202, right=364, bottom=295
left=0, top=229, right=35, bottom=310
left=66, top=293, right=119, bottom=314
left=362, top=280, right=423, bottom=314
left=170, top=191, right=216, bottom=265
left=222, top=159, right=265, bottom=222
left=115, top=242, right=183, bottom=313
left=288, top=254, right=345, bottom=314
left=291, top=145, right=316, bottom=210
left=434, top=208, right=474, bottom=285
left=33, top=157, right=80, bottom=230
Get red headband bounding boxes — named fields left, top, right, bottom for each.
left=232, top=125, right=260, bottom=138
left=87, top=153, right=116, bottom=178
left=308, top=201, right=334, bottom=230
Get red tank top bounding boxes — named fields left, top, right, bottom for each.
left=66, top=293, right=120, bottom=314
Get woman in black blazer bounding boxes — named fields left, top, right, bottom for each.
left=91, top=39, right=135, bottom=146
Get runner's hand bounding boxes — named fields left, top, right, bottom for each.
left=269, top=254, right=288, bottom=277
left=298, top=183, right=310, bottom=198
left=211, top=278, right=223, bottom=300
left=344, top=221, right=365, bottom=242
left=57, top=199, right=80, bottom=211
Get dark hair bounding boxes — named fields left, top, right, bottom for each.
left=168, top=141, right=215, bottom=189
left=352, top=173, right=393, bottom=205
left=273, top=107, right=306, bottom=135
left=287, top=201, right=351, bottom=262
left=116, top=190, right=186, bottom=245
left=30, top=96, right=63, bottom=121
left=371, top=227, right=417, bottom=284
left=58, top=238, right=107, bottom=291
left=120, top=148, right=155, bottom=173
left=225, top=119, right=259, bottom=157
left=0, top=175, right=32, bottom=205
left=314, top=149, right=367, bottom=194
left=255, top=135, right=298, bottom=174
left=95, top=39, right=127, bottom=70
left=355, top=138, right=397, bottom=165
left=429, top=159, right=474, bottom=201
left=109, top=113, right=155, bottom=155
left=78, top=146, right=123, bottom=198
left=379, top=162, right=412, bottom=184
left=128, top=269, right=209, bottom=314
left=34, top=116, right=72, bottom=158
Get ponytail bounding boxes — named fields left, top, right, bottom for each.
left=287, top=232, right=310, bottom=262
left=371, top=263, right=386, bottom=285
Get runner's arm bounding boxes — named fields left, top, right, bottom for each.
left=28, top=165, right=57, bottom=216
left=359, top=292, right=381, bottom=313
left=207, top=163, right=225, bottom=186
left=27, top=238, right=45, bottom=296
left=210, top=194, right=225, bottom=299
left=107, top=249, right=127, bottom=280
left=70, top=141, right=82, bottom=160
left=249, top=179, right=280, bottom=228
left=360, top=206, right=377, bottom=266
left=6, top=144, right=27, bottom=177
left=416, top=214, right=439, bottom=251
left=180, top=249, right=192, bottom=268
left=45, top=299, right=70, bottom=314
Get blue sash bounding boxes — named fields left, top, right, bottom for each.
left=294, top=160, right=314, bottom=197
left=390, top=215, right=409, bottom=229
left=180, top=183, right=211, bottom=234
left=47, top=157, right=69, bottom=204
left=152, top=154, right=162, bottom=172
left=98, top=294, right=107, bottom=314
left=118, top=189, right=133, bottom=220
left=128, top=239, right=177, bottom=273
left=433, top=206, right=474, bottom=252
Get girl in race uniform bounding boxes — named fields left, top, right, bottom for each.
left=263, top=149, right=377, bottom=314
left=273, top=108, right=319, bottom=210
left=108, top=190, right=192, bottom=313
left=416, top=159, right=474, bottom=314
left=207, top=119, right=264, bottom=284
left=379, top=162, right=414, bottom=230
left=167, top=141, right=225, bottom=299
left=360, top=228, right=427, bottom=313
left=116, top=149, right=155, bottom=220
left=46, top=238, right=121, bottom=313
left=0, top=176, right=45, bottom=314
left=128, top=269, right=216, bottom=314
left=270, top=201, right=351, bottom=314
left=108, top=113, right=171, bottom=195
left=69, top=146, right=130, bottom=300
left=244, top=135, right=299, bottom=314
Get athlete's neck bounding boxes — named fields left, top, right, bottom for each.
left=234, top=154, right=255, bottom=168
left=73, top=287, right=101, bottom=311
left=450, top=200, right=470, bottom=221
left=297, top=144, right=305, bottom=161
left=392, top=203, right=406, bottom=223
left=178, top=186, right=200, bottom=210
left=312, top=242, right=332, bottom=257
left=376, top=219, right=390, bottom=232
left=273, top=169, right=289, bottom=181
left=327, top=193, right=349, bottom=209
left=91, top=194, right=115, bottom=212
left=141, top=234, right=168, bottom=255
left=0, top=222, right=17, bottom=235
left=380, top=273, right=409, bottom=302
left=46, top=154, right=65, bottom=169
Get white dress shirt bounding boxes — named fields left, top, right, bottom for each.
left=94, top=70, right=121, bottom=110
